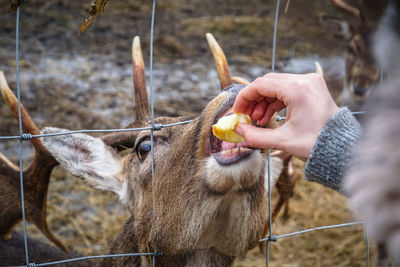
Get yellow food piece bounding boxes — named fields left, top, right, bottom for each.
left=212, top=113, right=251, bottom=143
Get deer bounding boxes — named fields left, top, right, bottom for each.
left=0, top=33, right=293, bottom=266
left=320, top=0, right=381, bottom=110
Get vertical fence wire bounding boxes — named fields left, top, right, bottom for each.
left=150, top=0, right=156, bottom=184
left=271, top=0, right=280, bottom=74
left=149, top=0, right=158, bottom=265
left=266, top=148, right=272, bottom=267
left=15, top=5, right=30, bottom=265
left=266, top=0, right=280, bottom=266
left=366, top=230, right=370, bottom=267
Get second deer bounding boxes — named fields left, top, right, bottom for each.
left=321, top=0, right=381, bottom=110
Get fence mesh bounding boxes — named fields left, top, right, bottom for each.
left=0, top=0, right=370, bottom=266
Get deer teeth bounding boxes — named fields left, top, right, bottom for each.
left=220, top=150, right=228, bottom=155
left=220, top=147, right=247, bottom=155
left=232, top=148, right=239, bottom=154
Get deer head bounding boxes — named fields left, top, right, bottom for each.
left=40, top=35, right=283, bottom=266
left=321, top=0, right=380, bottom=110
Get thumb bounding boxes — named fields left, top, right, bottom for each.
left=235, top=123, right=284, bottom=149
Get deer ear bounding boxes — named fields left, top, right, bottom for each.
left=41, top=127, right=127, bottom=203
left=319, top=14, right=353, bottom=40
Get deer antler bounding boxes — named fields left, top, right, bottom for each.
left=331, top=0, right=365, bottom=21
left=206, top=33, right=232, bottom=90
left=231, top=76, right=250, bottom=85
left=132, top=36, right=151, bottom=123
left=206, top=33, right=250, bottom=90
left=0, top=71, right=68, bottom=252
left=101, top=36, right=150, bottom=150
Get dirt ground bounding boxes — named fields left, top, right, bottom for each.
left=0, top=0, right=389, bottom=266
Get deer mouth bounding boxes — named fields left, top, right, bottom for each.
left=209, top=109, right=255, bottom=166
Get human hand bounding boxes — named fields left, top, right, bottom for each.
left=232, top=72, right=339, bottom=160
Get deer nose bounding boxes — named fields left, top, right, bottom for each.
left=353, top=85, right=368, bottom=96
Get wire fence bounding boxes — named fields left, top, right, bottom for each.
left=0, top=0, right=371, bottom=266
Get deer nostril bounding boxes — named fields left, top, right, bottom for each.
left=353, top=86, right=368, bottom=96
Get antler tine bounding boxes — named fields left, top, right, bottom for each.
left=0, top=71, right=67, bottom=252
left=231, top=76, right=250, bottom=85
left=101, top=36, right=149, bottom=150
left=0, top=71, right=45, bottom=153
left=314, top=61, right=324, bottom=76
left=132, top=36, right=150, bottom=123
left=206, top=33, right=233, bottom=90
left=331, top=0, right=363, bottom=20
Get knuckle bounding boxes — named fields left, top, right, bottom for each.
left=263, top=72, right=275, bottom=78
left=253, top=77, right=264, bottom=85
left=308, top=72, right=324, bottom=82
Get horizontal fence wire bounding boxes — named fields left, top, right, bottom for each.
left=259, top=221, right=365, bottom=242
left=13, top=252, right=162, bottom=267
left=0, top=120, right=194, bottom=141
left=2, top=1, right=371, bottom=267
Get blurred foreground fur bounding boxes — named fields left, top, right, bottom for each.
left=345, top=0, right=400, bottom=264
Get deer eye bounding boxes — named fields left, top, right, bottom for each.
left=137, top=139, right=152, bottom=160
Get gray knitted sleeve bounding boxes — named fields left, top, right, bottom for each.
left=304, top=107, right=362, bottom=192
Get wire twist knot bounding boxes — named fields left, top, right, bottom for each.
left=275, top=115, right=286, bottom=122
left=28, top=263, right=37, bottom=267
left=156, top=251, right=164, bottom=256
left=21, top=133, right=33, bottom=140
left=268, top=235, right=278, bottom=242
left=152, top=124, right=163, bottom=131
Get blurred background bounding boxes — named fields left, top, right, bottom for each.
left=0, top=0, right=389, bottom=266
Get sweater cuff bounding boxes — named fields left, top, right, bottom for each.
left=304, top=107, right=362, bottom=192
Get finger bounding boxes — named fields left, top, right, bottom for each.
left=263, top=72, right=306, bottom=80
left=252, top=100, right=267, bottom=121
left=233, top=77, right=291, bottom=113
left=243, top=101, right=255, bottom=116
left=258, top=100, right=285, bottom=126
left=235, top=123, right=288, bottom=150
